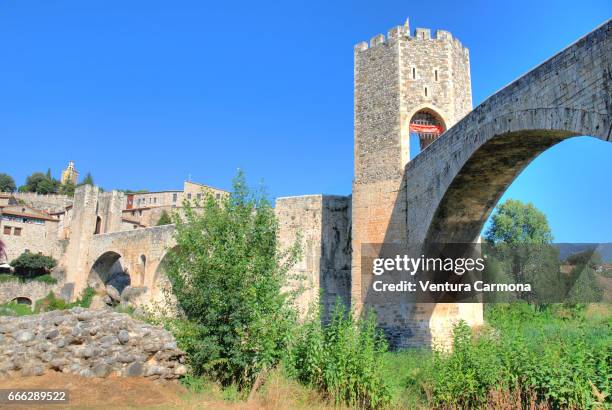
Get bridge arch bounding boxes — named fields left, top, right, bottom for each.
left=404, top=21, right=611, bottom=246
left=422, top=110, right=608, bottom=244
left=11, top=297, right=32, bottom=306
left=88, top=250, right=131, bottom=293
left=150, top=247, right=176, bottom=301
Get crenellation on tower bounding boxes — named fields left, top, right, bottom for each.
left=354, top=41, right=369, bottom=52
left=414, top=27, right=431, bottom=39
left=387, top=25, right=408, bottom=39
left=369, top=33, right=385, bottom=47
left=435, top=29, right=452, bottom=40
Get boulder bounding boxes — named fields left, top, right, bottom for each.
left=106, top=285, right=121, bottom=302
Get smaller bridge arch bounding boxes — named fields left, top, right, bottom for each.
left=88, top=250, right=131, bottom=293
left=80, top=225, right=176, bottom=302
left=11, top=297, right=32, bottom=306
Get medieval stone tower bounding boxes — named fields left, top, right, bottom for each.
left=277, top=18, right=483, bottom=348
left=351, top=19, right=479, bottom=347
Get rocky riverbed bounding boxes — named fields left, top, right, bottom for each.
left=0, top=307, right=186, bottom=380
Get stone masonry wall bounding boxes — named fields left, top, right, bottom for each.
left=96, top=191, right=125, bottom=234
left=0, top=307, right=186, bottom=379
left=0, top=281, right=58, bottom=305
left=275, top=195, right=351, bottom=320
left=0, top=219, right=65, bottom=262
left=7, top=192, right=73, bottom=213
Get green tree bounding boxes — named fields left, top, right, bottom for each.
left=78, top=172, right=94, bottom=187
left=163, top=170, right=300, bottom=389
left=564, top=250, right=603, bottom=303
left=485, top=199, right=556, bottom=303
left=19, top=172, right=57, bottom=194
left=0, top=173, right=16, bottom=192
left=485, top=199, right=553, bottom=244
left=59, top=181, right=76, bottom=197
left=156, top=210, right=172, bottom=226
left=10, top=252, right=57, bottom=279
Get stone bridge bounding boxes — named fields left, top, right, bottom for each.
left=86, top=225, right=176, bottom=297
left=404, top=20, right=611, bottom=245
left=56, top=20, right=610, bottom=348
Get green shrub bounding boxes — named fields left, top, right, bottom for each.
left=162, top=171, right=300, bottom=390
left=73, top=286, right=96, bottom=308
left=10, top=252, right=57, bottom=279
left=31, top=274, right=57, bottom=284
left=34, top=292, right=68, bottom=312
left=156, top=210, right=172, bottom=226
left=33, top=287, right=95, bottom=313
left=415, top=306, right=612, bottom=409
left=288, top=302, right=391, bottom=409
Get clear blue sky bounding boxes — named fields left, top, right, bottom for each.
left=0, top=1, right=610, bottom=242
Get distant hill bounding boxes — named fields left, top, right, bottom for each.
left=554, top=243, right=612, bottom=263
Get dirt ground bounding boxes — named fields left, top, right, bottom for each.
left=0, top=373, right=258, bottom=410
left=0, top=372, right=335, bottom=410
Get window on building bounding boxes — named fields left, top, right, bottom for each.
left=187, top=193, right=192, bottom=200
left=173, top=193, right=177, bottom=202
left=197, top=193, right=202, bottom=200
left=154, top=197, right=157, bottom=204
left=13, top=227, right=22, bottom=236
left=435, top=70, right=438, bottom=81
left=3, top=226, right=11, bottom=235
left=424, top=87, right=428, bottom=97
left=412, top=67, right=416, bottom=79
left=216, top=193, right=221, bottom=200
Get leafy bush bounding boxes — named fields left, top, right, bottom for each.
left=156, top=210, right=172, bottom=226
left=10, top=252, right=57, bottom=279
left=73, top=286, right=96, bottom=308
left=162, top=171, right=300, bottom=390
left=287, top=303, right=391, bottom=409
left=31, top=274, right=58, bottom=284
left=412, top=305, right=611, bottom=409
left=35, top=292, right=68, bottom=312
left=34, top=287, right=95, bottom=313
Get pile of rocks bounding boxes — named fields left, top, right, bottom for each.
left=90, top=284, right=148, bottom=310
left=0, top=307, right=186, bottom=380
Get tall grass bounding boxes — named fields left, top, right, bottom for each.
left=287, top=303, right=391, bottom=409
left=384, top=303, right=611, bottom=409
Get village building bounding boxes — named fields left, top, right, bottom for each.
left=60, top=161, right=78, bottom=185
